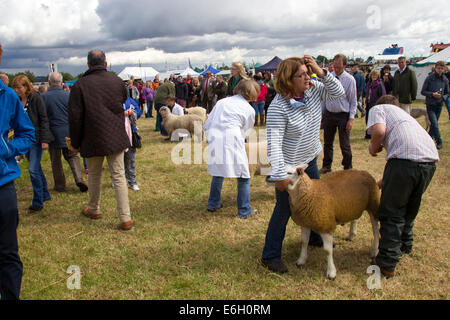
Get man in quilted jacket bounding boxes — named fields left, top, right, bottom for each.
left=68, top=50, right=134, bottom=231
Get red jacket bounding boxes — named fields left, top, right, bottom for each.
left=256, top=83, right=268, bottom=102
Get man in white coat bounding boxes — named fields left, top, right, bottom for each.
left=204, top=79, right=260, bottom=219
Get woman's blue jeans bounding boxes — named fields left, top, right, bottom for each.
left=251, top=101, right=265, bottom=116
left=26, top=143, right=50, bottom=207
left=208, top=176, right=253, bottom=218
left=262, top=157, right=323, bottom=263
left=427, top=105, right=442, bottom=144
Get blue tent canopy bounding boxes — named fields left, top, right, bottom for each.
left=255, top=56, right=282, bottom=73
left=64, top=80, right=77, bottom=85
left=200, top=65, right=220, bottom=76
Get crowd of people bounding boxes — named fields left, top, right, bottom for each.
left=0, top=40, right=448, bottom=300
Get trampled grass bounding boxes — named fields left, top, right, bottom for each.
left=15, top=100, right=449, bottom=300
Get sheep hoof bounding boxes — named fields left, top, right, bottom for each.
left=345, top=237, right=353, bottom=242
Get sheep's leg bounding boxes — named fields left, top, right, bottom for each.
left=296, top=227, right=310, bottom=267
left=321, top=233, right=337, bottom=280
left=346, top=220, right=357, bottom=241
left=369, top=214, right=379, bottom=259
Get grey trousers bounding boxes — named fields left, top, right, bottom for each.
left=49, top=147, right=84, bottom=191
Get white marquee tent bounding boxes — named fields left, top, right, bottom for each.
left=409, top=47, right=450, bottom=99
left=118, top=67, right=159, bottom=81
left=180, top=67, right=199, bottom=77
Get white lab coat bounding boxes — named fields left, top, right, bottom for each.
left=204, top=95, right=255, bottom=178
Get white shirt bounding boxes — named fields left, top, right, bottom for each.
left=204, top=95, right=255, bottom=178
left=171, top=103, right=184, bottom=116
left=324, top=70, right=358, bottom=119
left=367, top=104, right=439, bottom=162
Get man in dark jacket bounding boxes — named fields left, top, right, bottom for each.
left=175, top=75, right=188, bottom=107
left=392, top=57, right=418, bottom=114
left=421, top=60, right=449, bottom=150
left=0, top=42, right=35, bottom=300
left=351, top=65, right=366, bottom=118
left=154, top=81, right=175, bottom=135
left=68, top=50, right=134, bottom=231
left=43, top=72, right=87, bottom=193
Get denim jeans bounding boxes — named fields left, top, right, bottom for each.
left=445, top=96, right=450, bottom=119
left=207, top=176, right=253, bottom=218
left=145, top=100, right=153, bottom=118
left=155, top=103, right=168, bottom=136
left=0, top=182, right=23, bottom=300
left=251, top=101, right=265, bottom=116
left=26, top=143, right=50, bottom=207
left=262, top=157, right=323, bottom=263
left=426, top=104, right=442, bottom=144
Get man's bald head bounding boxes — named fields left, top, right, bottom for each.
left=87, top=50, right=107, bottom=68
left=48, top=72, right=63, bottom=87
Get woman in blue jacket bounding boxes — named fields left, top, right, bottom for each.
left=0, top=42, right=35, bottom=300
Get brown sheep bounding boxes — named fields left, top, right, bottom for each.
left=286, top=165, right=380, bottom=280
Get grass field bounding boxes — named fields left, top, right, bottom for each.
left=15, top=100, right=449, bottom=300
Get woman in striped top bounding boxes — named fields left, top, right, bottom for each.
left=261, top=56, right=345, bottom=274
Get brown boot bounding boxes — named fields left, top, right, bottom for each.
left=254, top=116, right=259, bottom=127
left=259, top=115, right=265, bottom=126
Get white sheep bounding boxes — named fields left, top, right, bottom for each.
left=185, top=107, right=207, bottom=124
left=159, top=106, right=204, bottom=141
left=284, top=165, right=380, bottom=280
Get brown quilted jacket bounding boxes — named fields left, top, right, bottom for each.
left=68, top=66, right=131, bottom=157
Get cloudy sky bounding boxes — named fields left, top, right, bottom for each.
left=0, top=0, right=449, bottom=76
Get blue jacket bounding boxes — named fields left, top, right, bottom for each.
left=42, top=86, right=70, bottom=148
left=421, top=71, right=449, bottom=107
left=0, top=82, right=36, bottom=187
left=123, top=97, right=141, bottom=131
left=353, top=71, right=366, bottom=96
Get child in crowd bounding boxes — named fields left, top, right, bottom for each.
left=123, top=96, right=142, bottom=191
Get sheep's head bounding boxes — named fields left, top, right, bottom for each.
left=159, top=106, right=170, bottom=118
left=286, top=164, right=309, bottom=191
left=265, top=164, right=308, bottom=188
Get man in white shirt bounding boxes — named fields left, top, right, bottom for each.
left=320, top=54, right=357, bottom=174
left=367, top=95, right=438, bottom=278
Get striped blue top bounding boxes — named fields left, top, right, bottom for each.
left=266, top=71, right=345, bottom=180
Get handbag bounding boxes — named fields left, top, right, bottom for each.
left=131, top=130, right=142, bottom=148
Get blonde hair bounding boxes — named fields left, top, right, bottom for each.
left=232, top=62, right=248, bottom=80
left=233, top=79, right=260, bottom=101
left=12, top=74, right=34, bottom=97
left=369, top=69, right=381, bottom=80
